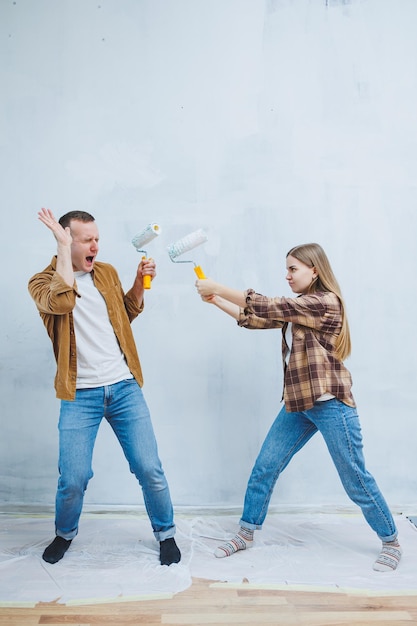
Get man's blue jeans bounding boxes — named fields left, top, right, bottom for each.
left=55, top=379, right=175, bottom=541
left=241, top=399, right=398, bottom=542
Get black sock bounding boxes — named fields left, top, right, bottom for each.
left=159, top=537, right=181, bottom=566
left=42, top=536, right=72, bottom=564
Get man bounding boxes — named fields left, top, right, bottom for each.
left=28, top=208, right=181, bottom=566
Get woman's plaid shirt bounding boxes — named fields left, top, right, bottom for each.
left=238, top=289, right=355, bottom=413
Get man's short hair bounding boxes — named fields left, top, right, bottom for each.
left=59, top=211, right=95, bottom=229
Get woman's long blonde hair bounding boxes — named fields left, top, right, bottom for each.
left=287, top=243, right=351, bottom=361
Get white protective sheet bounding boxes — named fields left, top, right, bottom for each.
left=0, top=509, right=416, bottom=606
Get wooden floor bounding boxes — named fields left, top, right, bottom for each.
left=1, top=577, right=416, bottom=626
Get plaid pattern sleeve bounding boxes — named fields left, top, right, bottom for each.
left=238, top=289, right=356, bottom=412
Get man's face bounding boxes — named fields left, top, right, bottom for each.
left=70, top=220, right=100, bottom=272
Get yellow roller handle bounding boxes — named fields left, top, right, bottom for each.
left=194, top=265, right=206, bottom=279
left=142, top=256, right=152, bottom=290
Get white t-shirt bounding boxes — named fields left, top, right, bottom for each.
left=73, top=271, right=133, bottom=388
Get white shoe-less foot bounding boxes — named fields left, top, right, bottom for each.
left=373, top=540, right=402, bottom=572
left=214, top=533, right=253, bottom=558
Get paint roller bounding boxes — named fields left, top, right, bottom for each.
left=167, top=229, right=207, bottom=279
left=131, top=223, right=161, bottom=289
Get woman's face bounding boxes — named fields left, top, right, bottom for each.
left=286, top=254, right=317, bottom=294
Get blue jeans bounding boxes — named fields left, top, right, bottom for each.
left=241, top=399, right=397, bottom=542
left=55, top=379, right=175, bottom=541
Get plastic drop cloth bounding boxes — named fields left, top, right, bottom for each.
left=0, top=509, right=416, bottom=606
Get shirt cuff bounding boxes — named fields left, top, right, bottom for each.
left=237, top=288, right=255, bottom=326
left=52, top=271, right=79, bottom=296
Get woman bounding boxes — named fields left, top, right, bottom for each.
left=195, top=242, right=401, bottom=572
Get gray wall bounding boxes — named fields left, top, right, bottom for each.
left=1, top=0, right=416, bottom=511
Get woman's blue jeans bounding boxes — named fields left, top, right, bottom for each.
left=55, top=379, right=175, bottom=541
left=241, top=399, right=397, bottom=542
